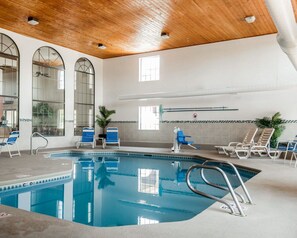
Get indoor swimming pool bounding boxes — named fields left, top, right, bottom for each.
left=0, top=152, right=257, bottom=227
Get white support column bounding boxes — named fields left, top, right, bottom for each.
left=18, top=192, right=31, bottom=211
left=63, top=180, right=73, bottom=221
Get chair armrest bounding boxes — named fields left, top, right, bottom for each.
left=251, top=145, right=267, bottom=150
left=235, top=143, right=252, bottom=149
left=184, top=135, right=191, bottom=138
left=228, top=142, right=240, bottom=146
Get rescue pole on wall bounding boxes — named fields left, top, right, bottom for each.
left=159, top=104, right=239, bottom=120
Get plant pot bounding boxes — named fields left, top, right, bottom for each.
left=99, top=133, right=106, bottom=139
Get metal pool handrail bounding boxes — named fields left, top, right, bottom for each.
left=201, top=160, right=253, bottom=204
left=186, top=164, right=246, bottom=217
left=30, top=132, right=48, bottom=155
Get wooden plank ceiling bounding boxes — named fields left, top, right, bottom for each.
left=0, top=0, right=293, bottom=59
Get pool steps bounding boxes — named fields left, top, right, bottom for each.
left=186, top=160, right=253, bottom=217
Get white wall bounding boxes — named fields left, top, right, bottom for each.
left=103, top=34, right=297, bottom=121
left=0, top=28, right=103, bottom=150
left=2, top=27, right=297, bottom=148
left=103, top=34, right=297, bottom=143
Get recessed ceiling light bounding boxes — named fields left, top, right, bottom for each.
left=245, top=16, right=256, bottom=24
left=161, top=32, right=170, bottom=39
left=98, top=43, right=107, bottom=50
left=28, top=16, right=39, bottom=26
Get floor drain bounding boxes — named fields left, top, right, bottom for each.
left=0, top=212, right=12, bottom=218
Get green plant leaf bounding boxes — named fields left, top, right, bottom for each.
left=96, top=106, right=116, bottom=133
left=255, top=112, right=285, bottom=148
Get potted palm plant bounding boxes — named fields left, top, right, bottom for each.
left=1, top=115, right=7, bottom=126
left=95, top=106, right=116, bottom=138
left=255, top=112, right=285, bottom=148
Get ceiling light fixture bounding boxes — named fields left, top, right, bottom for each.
left=27, top=16, right=39, bottom=26
left=244, top=15, right=256, bottom=24
left=98, top=43, right=107, bottom=50
left=161, top=32, right=170, bottom=39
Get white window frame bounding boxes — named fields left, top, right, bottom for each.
left=88, top=108, right=93, bottom=127
left=139, top=55, right=160, bottom=82
left=138, top=106, right=159, bottom=130
left=58, top=71, right=65, bottom=90
left=74, top=110, right=77, bottom=128
left=57, top=109, right=64, bottom=129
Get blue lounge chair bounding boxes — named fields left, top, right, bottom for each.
left=177, top=130, right=198, bottom=150
left=103, top=127, right=120, bottom=149
left=78, top=158, right=94, bottom=170
left=0, top=131, right=21, bottom=158
left=102, top=157, right=120, bottom=172
left=76, top=127, right=95, bottom=149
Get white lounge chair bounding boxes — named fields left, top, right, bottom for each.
left=234, top=128, right=275, bottom=159
left=76, top=127, right=95, bottom=149
left=215, top=128, right=258, bottom=156
left=290, top=152, right=297, bottom=167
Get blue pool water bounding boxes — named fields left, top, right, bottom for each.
left=0, top=152, right=257, bottom=227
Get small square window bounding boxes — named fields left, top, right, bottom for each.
left=139, top=56, right=160, bottom=82
left=138, top=169, right=159, bottom=195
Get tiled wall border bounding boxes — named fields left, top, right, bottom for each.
left=112, top=120, right=297, bottom=124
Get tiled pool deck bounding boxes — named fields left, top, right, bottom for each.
left=0, top=147, right=297, bottom=238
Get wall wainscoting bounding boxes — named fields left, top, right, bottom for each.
left=109, top=120, right=297, bottom=146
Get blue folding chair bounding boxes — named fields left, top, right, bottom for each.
left=0, top=131, right=21, bottom=158
left=177, top=130, right=198, bottom=150
left=76, top=127, right=95, bottom=149
left=276, top=135, right=297, bottom=160
left=103, top=127, right=120, bottom=149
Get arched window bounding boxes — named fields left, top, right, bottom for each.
left=0, top=33, right=19, bottom=130
left=74, top=58, right=95, bottom=135
left=32, top=47, right=65, bottom=136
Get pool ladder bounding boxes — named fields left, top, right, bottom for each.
left=186, top=160, right=253, bottom=217
left=30, top=132, right=49, bottom=155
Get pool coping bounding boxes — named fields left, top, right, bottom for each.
left=48, top=149, right=262, bottom=173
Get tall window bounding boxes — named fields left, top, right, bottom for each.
left=0, top=33, right=19, bottom=130
left=139, top=55, right=160, bottom=82
left=74, top=58, right=95, bottom=135
left=138, top=106, right=159, bottom=130
left=32, top=47, right=65, bottom=136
